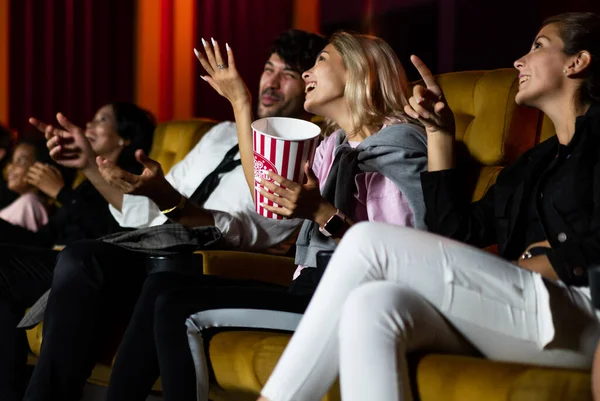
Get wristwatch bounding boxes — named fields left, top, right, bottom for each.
left=161, top=195, right=187, bottom=219
left=319, top=209, right=347, bottom=238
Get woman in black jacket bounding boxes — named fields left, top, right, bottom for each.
left=256, top=12, right=600, bottom=401
left=0, top=102, right=155, bottom=401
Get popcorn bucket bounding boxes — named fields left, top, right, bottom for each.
left=252, top=117, right=321, bottom=219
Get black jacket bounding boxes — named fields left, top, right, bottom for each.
left=421, top=103, right=600, bottom=286
left=0, top=179, right=123, bottom=247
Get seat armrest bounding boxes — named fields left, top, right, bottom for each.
left=196, top=250, right=296, bottom=287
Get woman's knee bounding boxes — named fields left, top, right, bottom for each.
left=339, top=282, right=423, bottom=337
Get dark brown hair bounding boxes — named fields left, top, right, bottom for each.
left=542, top=12, right=600, bottom=105
left=108, top=102, right=156, bottom=175
left=270, top=30, right=328, bottom=74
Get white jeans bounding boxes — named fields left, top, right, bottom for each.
left=261, top=222, right=600, bottom=401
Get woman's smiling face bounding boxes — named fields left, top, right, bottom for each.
left=7, top=143, right=37, bottom=194
left=513, top=23, right=571, bottom=108
left=85, top=105, right=126, bottom=157
left=302, top=44, right=348, bottom=117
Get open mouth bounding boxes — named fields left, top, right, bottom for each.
left=305, top=82, right=317, bottom=94
left=85, top=132, right=96, bottom=143
left=519, top=75, right=530, bottom=85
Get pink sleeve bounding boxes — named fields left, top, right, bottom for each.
left=312, top=132, right=339, bottom=190
left=22, top=197, right=49, bottom=232
left=355, top=172, right=415, bottom=227
left=0, top=193, right=49, bottom=232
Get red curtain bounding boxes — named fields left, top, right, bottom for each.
left=9, top=0, right=135, bottom=136
left=194, top=0, right=295, bottom=122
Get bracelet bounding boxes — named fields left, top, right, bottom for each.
left=520, top=251, right=533, bottom=260
left=519, top=246, right=549, bottom=260
left=160, top=195, right=187, bottom=215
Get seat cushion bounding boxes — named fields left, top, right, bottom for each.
left=209, top=333, right=592, bottom=401
left=416, top=354, right=592, bottom=401
left=209, top=331, right=341, bottom=401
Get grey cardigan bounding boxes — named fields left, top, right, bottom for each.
left=295, top=123, right=429, bottom=268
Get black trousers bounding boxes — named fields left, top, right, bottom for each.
left=0, top=217, right=53, bottom=248
left=105, top=273, right=312, bottom=401
left=22, top=239, right=149, bottom=401
left=0, top=244, right=58, bottom=401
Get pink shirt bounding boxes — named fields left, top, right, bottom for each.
left=294, top=132, right=415, bottom=278
left=0, top=192, right=49, bottom=232
left=312, top=132, right=415, bottom=226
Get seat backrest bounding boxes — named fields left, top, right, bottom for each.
left=436, top=68, right=543, bottom=166
left=427, top=69, right=554, bottom=200
left=149, top=118, right=218, bottom=173
left=539, top=114, right=556, bottom=143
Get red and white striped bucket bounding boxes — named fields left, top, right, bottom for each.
left=252, top=117, right=321, bottom=219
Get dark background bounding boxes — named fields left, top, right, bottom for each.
left=6, top=0, right=600, bottom=135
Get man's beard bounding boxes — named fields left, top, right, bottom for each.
left=257, top=88, right=285, bottom=118
left=258, top=105, right=287, bottom=118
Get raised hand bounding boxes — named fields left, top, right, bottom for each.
left=194, top=38, right=251, bottom=109
left=26, top=162, right=65, bottom=199
left=256, top=162, right=335, bottom=222
left=97, top=149, right=170, bottom=198
left=404, top=55, right=455, bottom=136
left=29, top=113, right=95, bottom=169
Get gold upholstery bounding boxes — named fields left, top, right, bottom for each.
left=208, top=332, right=341, bottom=401
left=149, top=118, right=217, bottom=172
left=199, top=250, right=296, bottom=287
left=416, top=355, right=591, bottom=401
left=417, top=69, right=548, bottom=201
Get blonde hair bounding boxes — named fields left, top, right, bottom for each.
left=326, top=31, right=415, bottom=135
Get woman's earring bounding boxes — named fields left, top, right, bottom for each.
left=118, top=139, right=125, bottom=146
left=563, top=68, right=568, bottom=75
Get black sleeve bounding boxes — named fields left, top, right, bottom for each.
left=48, top=181, right=123, bottom=245
left=55, top=185, right=75, bottom=206
left=420, top=168, right=498, bottom=249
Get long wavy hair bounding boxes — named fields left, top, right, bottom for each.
left=326, top=31, right=417, bottom=136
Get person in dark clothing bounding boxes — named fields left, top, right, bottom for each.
left=0, top=102, right=155, bottom=401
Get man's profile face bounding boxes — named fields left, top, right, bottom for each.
left=257, top=53, right=306, bottom=119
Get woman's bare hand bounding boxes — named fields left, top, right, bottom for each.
left=194, top=38, right=251, bottom=110
left=26, top=162, right=65, bottom=199
left=404, top=55, right=455, bottom=136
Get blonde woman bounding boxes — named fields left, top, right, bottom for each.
left=101, top=32, right=428, bottom=401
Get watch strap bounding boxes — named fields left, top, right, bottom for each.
left=319, top=209, right=347, bottom=237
